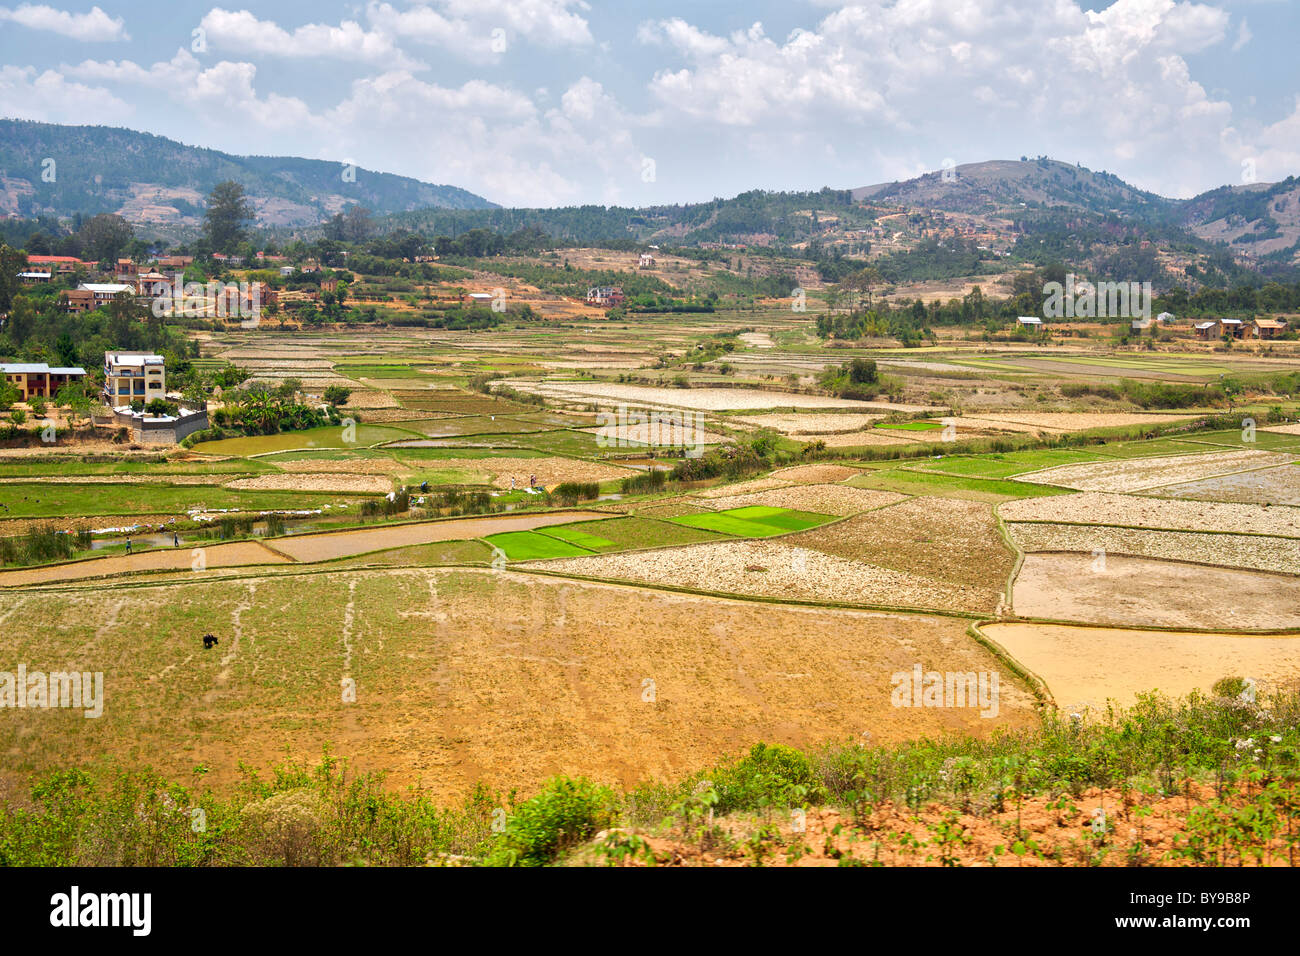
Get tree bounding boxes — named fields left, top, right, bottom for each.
left=323, top=385, right=351, bottom=406
left=204, top=180, right=254, bottom=253
left=55, top=382, right=92, bottom=429
left=76, top=214, right=134, bottom=263
left=0, top=380, right=18, bottom=411
left=0, top=243, right=26, bottom=313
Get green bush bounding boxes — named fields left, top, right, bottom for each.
left=710, top=743, right=827, bottom=815
left=486, top=777, right=615, bottom=866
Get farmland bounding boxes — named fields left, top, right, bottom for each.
left=4, top=302, right=1300, bottom=870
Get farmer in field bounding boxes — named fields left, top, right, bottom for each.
left=510, top=476, right=515, bottom=491
left=125, top=537, right=132, bottom=554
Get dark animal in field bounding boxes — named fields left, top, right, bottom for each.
left=202, top=634, right=219, bottom=649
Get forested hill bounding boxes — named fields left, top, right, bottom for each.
left=0, top=119, right=495, bottom=229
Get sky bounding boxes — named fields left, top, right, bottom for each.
left=0, top=0, right=1297, bottom=208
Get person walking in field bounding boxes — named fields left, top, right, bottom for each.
left=510, top=476, right=515, bottom=491
left=125, top=537, right=132, bottom=554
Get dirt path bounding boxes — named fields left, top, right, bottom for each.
left=263, top=511, right=611, bottom=563
left=0, top=540, right=288, bottom=588
left=984, top=621, right=1300, bottom=709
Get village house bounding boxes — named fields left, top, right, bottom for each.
left=1254, top=318, right=1288, bottom=340
left=18, top=271, right=51, bottom=284
left=638, top=252, right=656, bottom=269
left=586, top=286, right=625, bottom=307
left=24, top=255, right=91, bottom=274
left=115, top=259, right=140, bottom=278
left=1016, top=316, right=1043, bottom=330
left=1194, top=321, right=1218, bottom=340
left=462, top=292, right=496, bottom=309
left=60, top=288, right=96, bottom=314
left=79, top=283, right=136, bottom=308
left=103, top=352, right=165, bottom=407
left=1220, top=318, right=1246, bottom=339
left=155, top=255, right=193, bottom=271
left=0, top=363, right=87, bottom=401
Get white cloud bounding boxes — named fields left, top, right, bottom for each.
left=0, top=3, right=127, bottom=41
left=198, top=8, right=422, bottom=69
left=1232, top=18, right=1252, bottom=51
left=0, top=65, right=132, bottom=123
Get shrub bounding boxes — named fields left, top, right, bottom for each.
left=710, top=743, right=827, bottom=815
left=485, top=777, right=615, bottom=866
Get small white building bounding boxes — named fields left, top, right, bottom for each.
left=79, top=283, right=136, bottom=306
left=1016, top=316, right=1043, bottom=329
left=103, top=352, right=166, bottom=406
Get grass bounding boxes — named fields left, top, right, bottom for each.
left=555, top=516, right=731, bottom=550
left=876, top=421, right=942, bottom=431
left=669, top=506, right=833, bottom=537
left=538, top=524, right=618, bottom=551
left=910, top=448, right=1109, bottom=478
left=846, top=469, right=1070, bottom=501
left=0, top=482, right=358, bottom=518
left=483, top=530, right=596, bottom=560
left=192, top=424, right=424, bottom=456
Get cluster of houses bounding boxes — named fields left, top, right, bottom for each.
left=1193, top=317, right=1289, bottom=340
left=17, top=253, right=327, bottom=318
left=1, top=351, right=164, bottom=407
left=1013, top=313, right=1290, bottom=340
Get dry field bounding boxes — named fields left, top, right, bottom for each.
left=1015, top=449, right=1294, bottom=493
left=785, top=498, right=1012, bottom=601
left=0, top=569, right=1036, bottom=801
left=695, top=477, right=797, bottom=499
left=955, top=412, right=1192, bottom=433
left=225, top=473, right=394, bottom=494
left=498, top=380, right=887, bottom=412
left=700, top=484, right=906, bottom=517
left=1006, top=522, right=1300, bottom=575
left=528, top=539, right=993, bottom=613
left=998, top=491, right=1300, bottom=536
left=581, top=422, right=730, bottom=446
left=772, top=464, right=861, bottom=483
left=730, top=413, right=885, bottom=434
left=814, top=430, right=925, bottom=447
left=1158, top=464, right=1300, bottom=506
left=265, top=511, right=610, bottom=563
left=983, top=622, right=1300, bottom=710
left=0, top=540, right=289, bottom=587
left=1012, top=552, right=1300, bottom=630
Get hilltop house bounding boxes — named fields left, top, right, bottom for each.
left=103, top=352, right=165, bottom=407
left=587, top=286, right=625, bottom=307
left=638, top=252, right=656, bottom=269
left=462, top=292, right=496, bottom=309
left=0, top=363, right=87, bottom=401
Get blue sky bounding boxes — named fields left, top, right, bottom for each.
left=1, top=1, right=1297, bottom=207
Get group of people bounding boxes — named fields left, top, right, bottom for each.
left=508, top=475, right=539, bottom=491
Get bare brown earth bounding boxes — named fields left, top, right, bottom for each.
left=0, top=569, right=1036, bottom=801
left=1011, top=552, right=1300, bottom=630
left=265, top=511, right=611, bottom=563
left=984, top=622, right=1300, bottom=710
left=0, top=540, right=288, bottom=587
left=600, top=783, right=1298, bottom=867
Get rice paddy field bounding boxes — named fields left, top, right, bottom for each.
left=5, top=320, right=1300, bottom=819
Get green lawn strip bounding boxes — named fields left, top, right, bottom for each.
left=904, top=448, right=1109, bottom=479
left=0, top=482, right=363, bottom=519
left=535, top=524, right=619, bottom=550
left=875, top=421, right=942, bottom=431
left=192, top=423, right=426, bottom=457
left=667, top=506, right=834, bottom=537
left=0, top=458, right=281, bottom=477
left=555, top=515, right=733, bottom=550
left=482, top=530, right=597, bottom=560
left=845, top=468, right=1070, bottom=501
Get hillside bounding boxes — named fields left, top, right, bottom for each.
left=0, top=119, right=495, bottom=230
